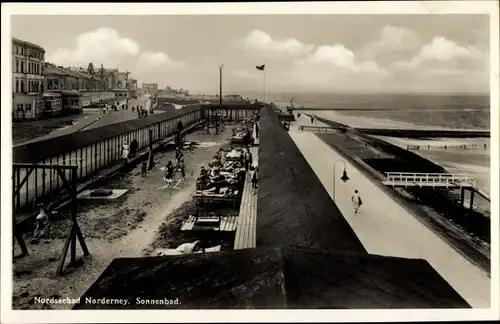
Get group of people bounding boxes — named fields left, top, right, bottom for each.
left=163, top=147, right=186, bottom=187
left=203, top=114, right=225, bottom=135
left=196, top=148, right=247, bottom=195
left=120, top=139, right=140, bottom=163
left=133, top=105, right=148, bottom=118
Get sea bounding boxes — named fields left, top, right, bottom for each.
left=243, top=92, right=491, bottom=130
left=242, top=92, right=492, bottom=203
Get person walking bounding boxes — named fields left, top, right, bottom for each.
left=164, top=161, right=175, bottom=187
left=254, top=123, right=259, bottom=139
left=129, top=138, right=139, bottom=158
left=244, top=149, right=252, bottom=173
left=351, top=190, right=362, bottom=214
left=141, top=160, right=148, bottom=177
left=121, top=141, right=130, bottom=163
left=251, top=167, right=259, bottom=189
left=178, top=158, right=186, bottom=179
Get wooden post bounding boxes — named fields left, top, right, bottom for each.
left=460, top=187, right=465, bottom=208
left=56, top=166, right=90, bottom=276
left=149, top=128, right=153, bottom=151
left=469, top=189, right=475, bottom=213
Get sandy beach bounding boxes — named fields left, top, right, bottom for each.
left=12, top=127, right=234, bottom=310
left=312, top=110, right=488, bottom=132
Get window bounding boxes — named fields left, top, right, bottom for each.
left=21, top=47, right=24, bottom=55
left=15, top=80, right=19, bottom=93
left=20, top=80, right=25, bottom=93
left=26, top=104, right=32, bottom=111
left=15, top=60, right=18, bottom=73
left=20, top=61, right=24, bottom=73
left=17, top=104, right=23, bottom=111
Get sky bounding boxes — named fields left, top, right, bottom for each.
left=11, top=14, right=490, bottom=95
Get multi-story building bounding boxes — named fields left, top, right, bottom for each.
left=100, top=66, right=118, bottom=90
left=67, top=67, right=105, bottom=92
left=43, top=63, right=84, bottom=116
left=44, top=63, right=79, bottom=91
left=142, top=83, right=158, bottom=96
left=128, top=78, right=138, bottom=98
left=112, top=71, right=130, bottom=98
left=12, top=37, right=45, bottom=120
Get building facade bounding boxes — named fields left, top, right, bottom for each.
left=43, top=63, right=83, bottom=115
left=142, top=83, right=158, bottom=96
left=128, top=78, right=138, bottom=98
left=12, top=37, right=45, bottom=120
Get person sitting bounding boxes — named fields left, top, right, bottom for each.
left=34, top=203, right=51, bottom=238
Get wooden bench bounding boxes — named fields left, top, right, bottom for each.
left=181, top=215, right=238, bottom=232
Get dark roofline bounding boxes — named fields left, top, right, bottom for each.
left=257, top=105, right=367, bottom=253
left=13, top=105, right=201, bottom=163
left=74, top=246, right=470, bottom=309
left=12, top=37, right=45, bottom=52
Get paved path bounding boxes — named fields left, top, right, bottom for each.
left=288, top=121, right=490, bottom=308
left=15, top=96, right=151, bottom=146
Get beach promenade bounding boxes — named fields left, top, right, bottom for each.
left=14, top=96, right=151, bottom=146
left=289, top=114, right=490, bottom=308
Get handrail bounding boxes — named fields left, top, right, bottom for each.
left=386, top=172, right=468, bottom=177
left=384, top=172, right=476, bottom=187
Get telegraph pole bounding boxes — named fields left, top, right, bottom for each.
left=219, top=64, right=223, bottom=108
left=218, top=64, right=224, bottom=133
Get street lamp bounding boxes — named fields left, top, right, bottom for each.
left=333, top=159, right=349, bottom=202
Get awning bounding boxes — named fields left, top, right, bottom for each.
left=43, top=92, right=62, bottom=98
left=60, top=90, right=82, bottom=96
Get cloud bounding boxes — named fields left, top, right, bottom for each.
left=358, top=25, right=420, bottom=59
left=47, top=27, right=140, bottom=67
left=297, top=44, right=387, bottom=75
left=241, top=30, right=314, bottom=57
left=136, top=51, right=186, bottom=72
left=231, top=69, right=261, bottom=80
left=393, top=36, right=484, bottom=71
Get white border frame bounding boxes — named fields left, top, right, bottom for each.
left=1, top=2, right=499, bottom=323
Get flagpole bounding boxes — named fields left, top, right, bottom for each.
left=263, top=70, right=266, bottom=103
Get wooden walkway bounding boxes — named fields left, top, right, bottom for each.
left=233, top=145, right=258, bottom=250
left=181, top=215, right=239, bottom=231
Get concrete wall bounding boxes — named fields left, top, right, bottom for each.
left=13, top=108, right=202, bottom=213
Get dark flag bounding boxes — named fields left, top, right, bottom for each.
left=256, top=64, right=265, bottom=71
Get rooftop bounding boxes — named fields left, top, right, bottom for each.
left=12, top=37, right=45, bottom=52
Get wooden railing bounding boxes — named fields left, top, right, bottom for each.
left=384, top=172, right=476, bottom=187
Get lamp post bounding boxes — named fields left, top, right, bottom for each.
left=333, top=159, right=349, bottom=202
